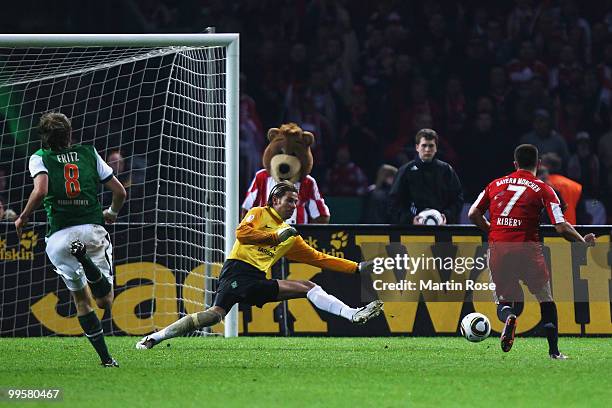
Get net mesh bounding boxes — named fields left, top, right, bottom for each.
left=0, top=44, right=230, bottom=336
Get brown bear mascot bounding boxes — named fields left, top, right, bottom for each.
left=241, top=123, right=330, bottom=224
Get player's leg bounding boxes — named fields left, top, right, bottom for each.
left=277, top=280, right=383, bottom=324
left=46, top=228, right=117, bottom=367
left=525, top=253, right=567, bottom=359
left=534, top=282, right=566, bottom=359
left=71, top=287, right=117, bottom=367
left=489, top=248, right=520, bottom=352
left=136, top=305, right=226, bottom=349
left=69, top=225, right=113, bottom=309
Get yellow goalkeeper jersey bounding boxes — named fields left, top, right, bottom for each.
left=228, top=206, right=357, bottom=274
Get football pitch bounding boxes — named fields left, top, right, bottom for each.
left=1, top=337, right=610, bottom=407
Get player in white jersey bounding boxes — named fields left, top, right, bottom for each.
left=15, top=112, right=126, bottom=367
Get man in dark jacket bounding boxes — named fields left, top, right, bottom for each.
left=390, top=128, right=464, bottom=224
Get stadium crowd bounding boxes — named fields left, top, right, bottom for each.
left=3, top=0, right=612, bottom=224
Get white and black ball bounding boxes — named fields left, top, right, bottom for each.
left=460, top=312, right=491, bottom=342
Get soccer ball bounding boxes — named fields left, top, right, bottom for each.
left=416, top=208, right=445, bottom=225
left=460, top=312, right=491, bottom=342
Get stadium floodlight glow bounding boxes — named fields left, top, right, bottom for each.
left=0, top=33, right=239, bottom=338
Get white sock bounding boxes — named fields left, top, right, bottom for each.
left=149, top=314, right=194, bottom=342
left=307, top=285, right=358, bottom=321
left=149, top=329, right=167, bottom=342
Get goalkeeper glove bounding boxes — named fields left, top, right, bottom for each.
left=357, top=260, right=375, bottom=273
left=277, top=226, right=298, bottom=243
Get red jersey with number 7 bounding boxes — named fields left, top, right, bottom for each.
left=471, top=169, right=565, bottom=242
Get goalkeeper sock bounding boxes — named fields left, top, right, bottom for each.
left=150, top=310, right=222, bottom=342
left=307, top=285, right=358, bottom=321
left=497, top=303, right=515, bottom=323
left=78, top=311, right=112, bottom=363
left=540, top=302, right=560, bottom=355
left=74, top=252, right=111, bottom=298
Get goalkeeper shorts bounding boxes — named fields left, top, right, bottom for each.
left=213, top=259, right=279, bottom=312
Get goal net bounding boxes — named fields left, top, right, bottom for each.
left=0, top=34, right=239, bottom=338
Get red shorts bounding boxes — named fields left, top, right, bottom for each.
left=487, top=242, right=550, bottom=302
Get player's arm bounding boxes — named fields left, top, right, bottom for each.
left=285, top=235, right=358, bottom=273
left=468, top=188, right=490, bottom=233
left=554, top=222, right=595, bottom=245
left=103, top=176, right=127, bottom=224
left=15, top=173, right=48, bottom=234
left=235, top=208, right=285, bottom=245
left=543, top=184, right=595, bottom=245
left=468, top=207, right=490, bottom=233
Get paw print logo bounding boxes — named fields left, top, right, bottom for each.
left=20, top=231, right=38, bottom=250
left=330, top=231, right=348, bottom=250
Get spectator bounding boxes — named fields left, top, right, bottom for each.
left=507, top=0, right=538, bottom=41
left=582, top=69, right=610, bottom=135
left=340, top=85, right=380, bottom=180
left=557, top=93, right=591, bottom=144
left=0, top=196, right=17, bottom=221
left=442, top=75, right=468, bottom=142
left=0, top=168, right=16, bottom=220
left=556, top=0, right=592, bottom=63
left=460, top=112, right=513, bottom=201
left=541, top=152, right=582, bottom=224
left=105, top=149, right=148, bottom=221
left=424, top=13, right=454, bottom=63
left=107, top=150, right=130, bottom=188
left=590, top=21, right=608, bottom=63
left=285, top=92, right=334, bottom=180
left=324, top=146, right=368, bottom=197
left=596, top=43, right=612, bottom=99
left=388, top=78, right=442, bottom=161
left=568, top=132, right=600, bottom=198
left=362, top=164, right=398, bottom=224
left=303, top=67, right=341, bottom=136
left=459, top=36, right=492, bottom=98
left=389, top=128, right=463, bottom=224
left=597, top=120, right=612, bottom=219
left=515, top=75, right=554, bottom=128
left=0, top=167, right=8, bottom=197
left=485, top=19, right=514, bottom=65
left=537, top=164, right=568, bottom=224
left=520, top=109, right=570, bottom=168
left=240, top=73, right=266, bottom=196
left=549, top=44, right=583, bottom=95
left=487, top=66, right=515, bottom=128
left=507, top=40, right=549, bottom=84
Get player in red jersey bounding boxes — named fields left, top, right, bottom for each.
left=468, top=144, right=595, bottom=359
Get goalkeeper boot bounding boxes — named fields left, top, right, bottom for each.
left=101, top=357, right=119, bottom=368
left=549, top=352, right=569, bottom=360
left=70, top=239, right=87, bottom=260
left=136, top=335, right=158, bottom=350
left=351, top=300, right=384, bottom=324
left=500, top=314, right=517, bottom=352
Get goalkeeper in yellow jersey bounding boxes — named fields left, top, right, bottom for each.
left=136, top=181, right=382, bottom=348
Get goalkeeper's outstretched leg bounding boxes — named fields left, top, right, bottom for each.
left=136, top=278, right=384, bottom=349
left=136, top=307, right=225, bottom=349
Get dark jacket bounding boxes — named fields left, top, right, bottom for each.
left=361, top=184, right=394, bottom=224
left=389, top=157, right=464, bottom=224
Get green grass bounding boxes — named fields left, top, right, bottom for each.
left=0, top=337, right=610, bottom=407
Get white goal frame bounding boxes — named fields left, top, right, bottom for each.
left=0, top=34, right=240, bottom=338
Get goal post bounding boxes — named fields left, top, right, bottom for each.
left=0, top=34, right=239, bottom=338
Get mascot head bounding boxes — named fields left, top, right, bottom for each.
left=263, top=123, right=315, bottom=183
